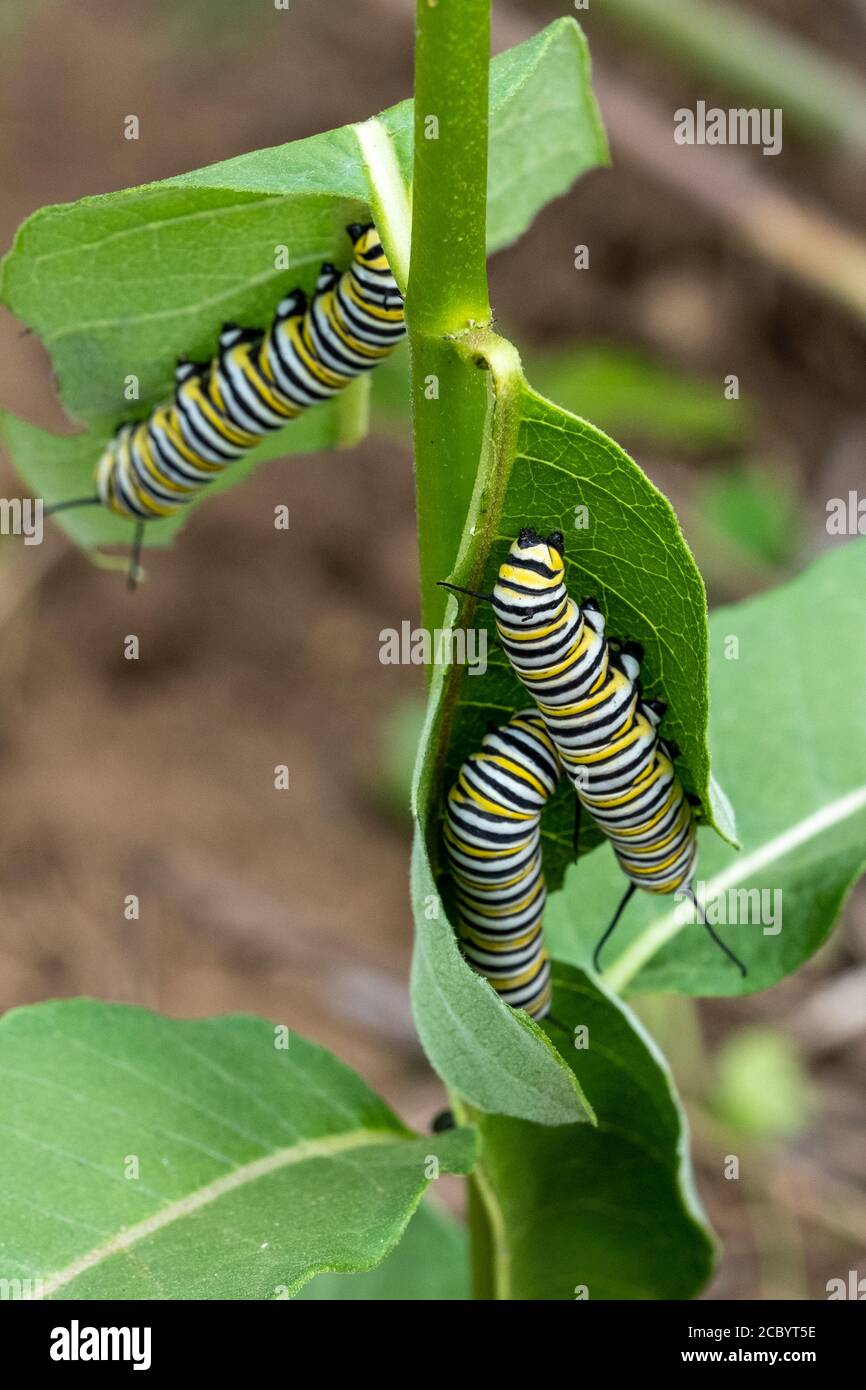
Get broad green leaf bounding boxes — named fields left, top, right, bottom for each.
left=445, top=375, right=720, bottom=889
left=0, top=18, right=606, bottom=552
left=0, top=1000, right=476, bottom=1300
left=370, top=339, right=412, bottom=428
left=474, top=15, right=608, bottom=253
left=411, top=827, right=593, bottom=1126
left=3, top=191, right=367, bottom=434
left=294, top=1198, right=468, bottom=1301
left=410, top=354, right=720, bottom=1123
left=473, top=962, right=715, bottom=1299
left=546, top=541, right=866, bottom=995
left=695, top=461, right=801, bottom=572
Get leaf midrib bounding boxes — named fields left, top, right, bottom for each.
left=33, top=1127, right=406, bottom=1300
left=605, top=783, right=866, bottom=990
left=15, top=191, right=294, bottom=270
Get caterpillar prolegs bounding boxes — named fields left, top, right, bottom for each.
left=44, top=223, right=405, bottom=588
left=441, top=529, right=747, bottom=980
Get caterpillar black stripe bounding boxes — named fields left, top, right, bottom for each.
left=443, top=711, right=560, bottom=1020
left=44, top=223, right=404, bottom=584
left=441, top=529, right=747, bottom=977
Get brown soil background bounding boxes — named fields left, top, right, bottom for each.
left=0, top=0, right=864, bottom=1299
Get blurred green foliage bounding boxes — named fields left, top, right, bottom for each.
left=696, top=463, right=801, bottom=571
left=594, top=0, right=866, bottom=153
left=372, top=340, right=749, bottom=452
left=373, top=693, right=427, bottom=820
left=710, top=1026, right=814, bottom=1142
left=523, top=343, right=749, bottom=451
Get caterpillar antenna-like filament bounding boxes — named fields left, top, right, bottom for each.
left=437, top=579, right=494, bottom=602
left=683, top=887, right=748, bottom=977
left=43, top=496, right=100, bottom=518
left=592, top=881, right=636, bottom=973
left=127, top=520, right=145, bottom=594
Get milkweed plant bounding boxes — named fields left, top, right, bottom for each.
left=0, top=0, right=863, bottom=1302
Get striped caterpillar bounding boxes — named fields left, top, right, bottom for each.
left=443, top=711, right=560, bottom=1020
left=442, top=528, right=747, bottom=978
left=45, top=222, right=404, bottom=586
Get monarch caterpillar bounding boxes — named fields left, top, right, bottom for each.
left=441, top=528, right=747, bottom=977
left=443, top=710, right=560, bottom=1020
left=44, top=222, right=404, bottom=587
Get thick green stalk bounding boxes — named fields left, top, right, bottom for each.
left=408, top=0, right=491, bottom=334
left=408, top=2, right=499, bottom=1295
left=451, top=1091, right=511, bottom=1301
left=408, top=0, right=492, bottom=634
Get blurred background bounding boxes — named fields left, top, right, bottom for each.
left=0, top=0, right=865, bottom=1299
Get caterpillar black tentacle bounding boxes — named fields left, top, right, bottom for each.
left=42, top=496, right=101, bottom=518
left=127, top=520, right=145, bottom=594
left=592, top=881, right=636, bottom=973
left=683, top=886, right=748, bottom=978
left=437, top=579, right=495, bottom=603
left=488, top=529, right=747, bottom=978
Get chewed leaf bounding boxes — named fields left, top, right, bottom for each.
left=294, top=1198, right=469, bottom=1301
left=0, top=19, right=606, bottom=553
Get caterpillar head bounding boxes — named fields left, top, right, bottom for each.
left=514, top=527, right=566, bottom=577
left=347, top=222, right=389, bottom=270
left=492, top=528, right=568, bottom=628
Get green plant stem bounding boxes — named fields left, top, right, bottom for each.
left=411, top=340, right=490, bottom=632
left=409, top=0, right=493, bottom=634
left=450, top=1091, right=510, bottom=1300
left=427, top=333, right=523, bottom=1301
left=408, top=0, right=491, bottom=335
left=467, top=1177, right=496, bottom=1300
left=417, top=328, right=523, bottom=815
left=408, top=0, right=504, bottom=1298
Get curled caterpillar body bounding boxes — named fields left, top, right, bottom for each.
left=491, top=529, right=699, bottom=899
left=443, top=711, right=560, bottom=1020
left=492, top=525, right=700, bottom=895
left=92, top=223, right=404, bottom=521
left=438, top=530, right=746, bottom=974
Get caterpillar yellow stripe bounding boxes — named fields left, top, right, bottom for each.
left=91, top=223, right=404, bottom=521
left=491, top=529, right=699, bottom=897
left=484, top=528, right=746, bottom=976
left=443, top=711, right=561, bottom=1020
